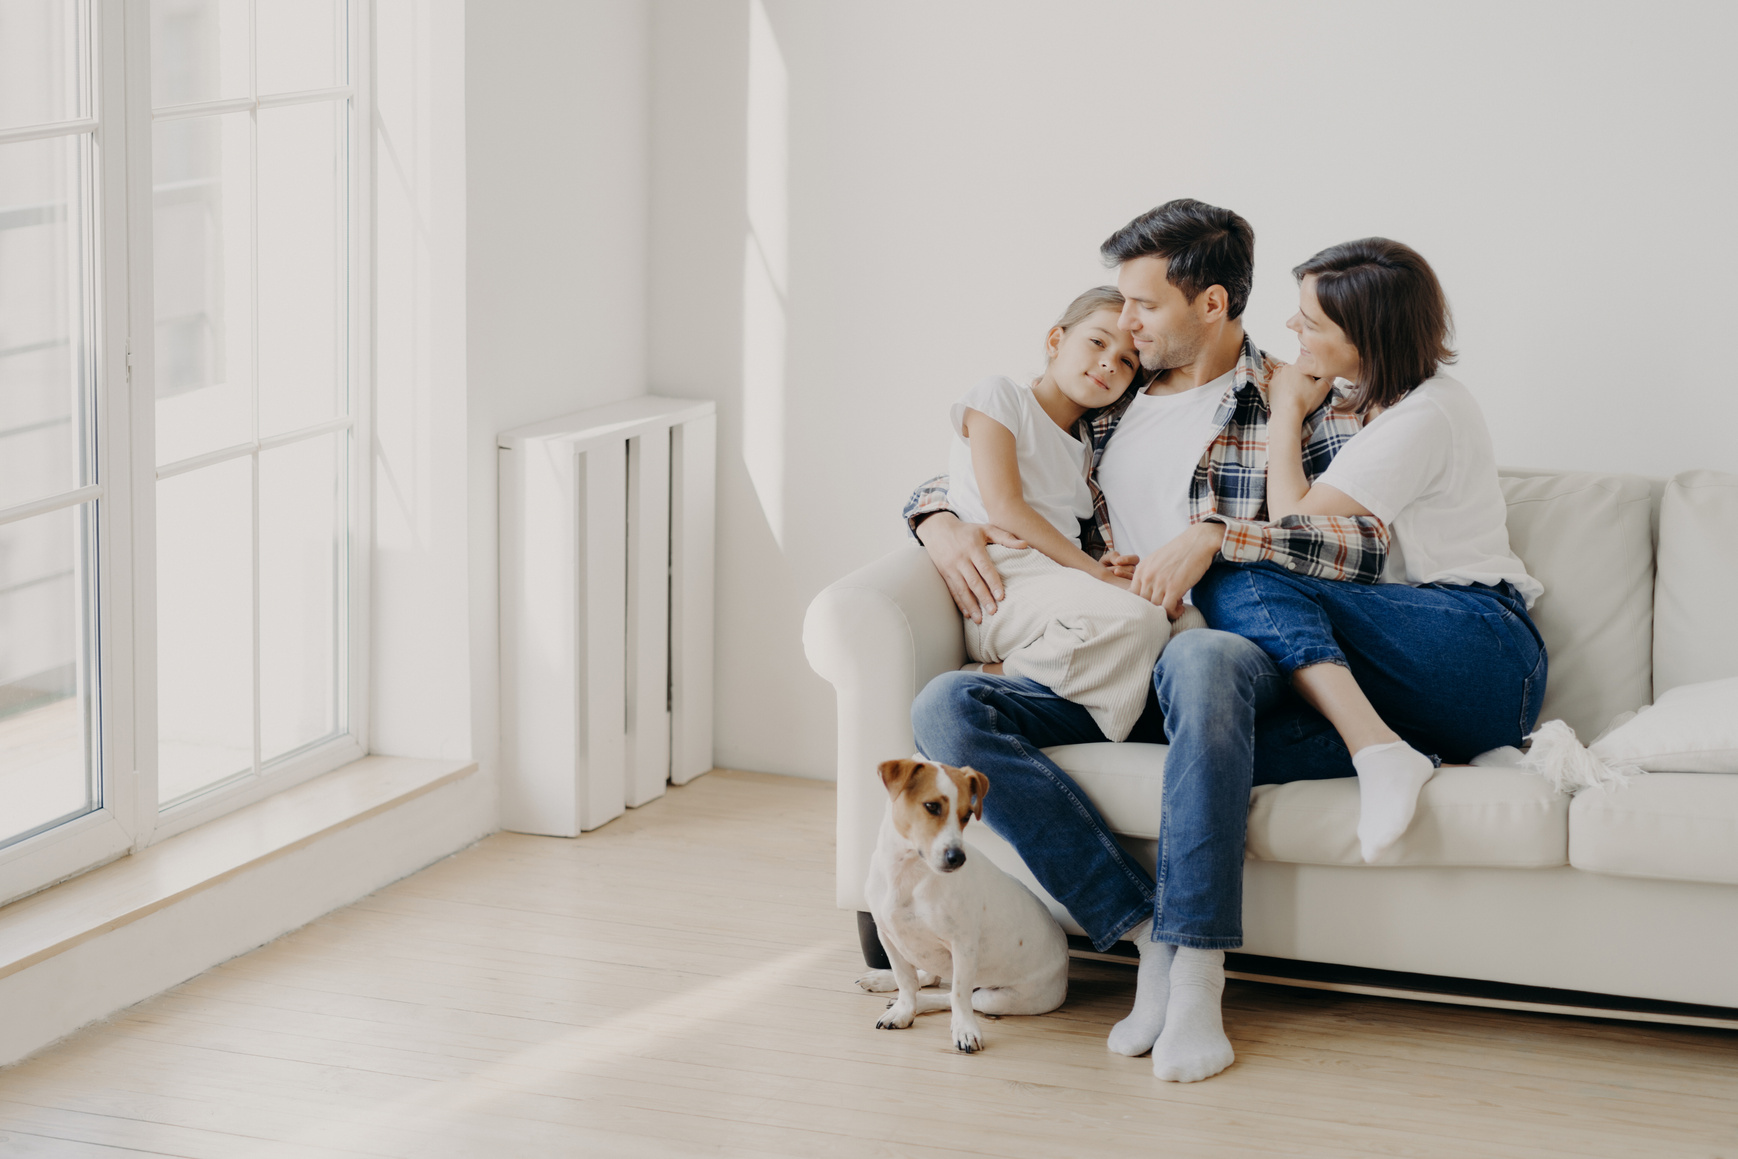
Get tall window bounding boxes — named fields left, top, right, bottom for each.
left=0, top=0, right=365, bottom=904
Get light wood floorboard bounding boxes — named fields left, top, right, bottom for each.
left=1, top=769, right=1735, bottom=1158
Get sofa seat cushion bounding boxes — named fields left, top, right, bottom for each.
left=1045, top=744, right=1569, bottom=868
left=1569, top=773, right=1738, bottom=884
left=1247, top=768, right=1568, bottom=867
left=1043, top=742, right=1168, bottom=840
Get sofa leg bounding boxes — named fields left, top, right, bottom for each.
left=857, top=911, right=891, bottom=970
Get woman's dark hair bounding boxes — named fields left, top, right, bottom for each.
left=1293, top=238, right=1455, bottom=415
left=1100, top=199, right=1255, bottom=320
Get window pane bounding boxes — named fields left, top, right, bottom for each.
left=257, top=101, right=343, bottom=437
left=149, top=0, right=248, bottom=108
left=260, top=433, right=341, bottom=763
left=154, top=112, right=253, bottom=466
left=0, top=133, right=92, bottom=511
left=157, top=458, right=252, bottom=803
left=0, top=504, right=97, bottom=848
left=256, top=0, right=343, bottom=95
left=0, top=0, right=86, bottom=131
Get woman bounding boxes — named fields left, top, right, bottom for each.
left=1193, top=238, right=1547, bottom=862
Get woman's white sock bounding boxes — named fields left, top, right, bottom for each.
left=1353, top=740, right=1436, bottom=862
left=1107, top=918, right=1173, bottom=1056
left=1151, top=947, right=1235, bottom=1082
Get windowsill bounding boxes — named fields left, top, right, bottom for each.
left=0, top=754, right=477, bottom=982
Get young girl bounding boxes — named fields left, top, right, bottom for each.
left=1193, top=239, right=1546, bottom=861
left=949, top=286, right=1194, bottom=742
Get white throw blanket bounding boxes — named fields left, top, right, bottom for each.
left=963, top=545, right=1201, bottom=741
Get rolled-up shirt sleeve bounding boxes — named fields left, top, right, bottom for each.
left=903, top=475, right=952, bottom=539
left=1205, top=511, right=1389, bottom=584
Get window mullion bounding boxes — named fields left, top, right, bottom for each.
left=249, top=0, right=263, bottom=784
left=106, top=0, right=155, bottom=848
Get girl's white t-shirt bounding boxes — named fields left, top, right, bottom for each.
left=1316, top=374, right=1544, bottom=606
left=947, top=376, right=1094, bottom=543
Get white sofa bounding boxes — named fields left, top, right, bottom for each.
left=803, top=469, right=1738, bottom=1009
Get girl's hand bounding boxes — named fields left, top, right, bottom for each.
left=1269, top=362, right=1334, bottom=420
left=1103, top=551, right=1139, bottom=580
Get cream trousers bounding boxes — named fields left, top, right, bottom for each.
left=962, top=546, right=1202, bottom=742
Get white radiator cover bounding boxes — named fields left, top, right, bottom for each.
left=498, top=396, right=717, bottom=835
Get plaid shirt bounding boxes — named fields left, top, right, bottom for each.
left=904, top=333, right=1389, bottom=583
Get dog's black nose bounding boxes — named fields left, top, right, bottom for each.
left=942, top=847, right=966, bottom=870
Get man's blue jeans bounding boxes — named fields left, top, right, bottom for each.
left=911, top=567, right=1547, bottom=952
left=912, top=630, right=1353, bottom=951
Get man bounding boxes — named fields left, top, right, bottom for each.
left=905, top=199, right=1385, bottom=1082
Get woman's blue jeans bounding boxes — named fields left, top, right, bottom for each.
left=909, top=564, right=1546, bottom=952
left=1192, top=560, right=1548, bottom=764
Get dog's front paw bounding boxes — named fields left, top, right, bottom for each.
left=876, top=1000, right=915, bottom=1030
left=856, top=968, right=898, bottom=993
left=951, top=1016, right=983, bottom=1053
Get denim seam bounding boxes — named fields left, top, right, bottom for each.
left=1520, top=644, right=1549, bottom=737
left=1149, top=931, right=1244, bottom=951
left=1148, top=658, right=1268, bottom=951
left=989, top=710, right=1155, bottom=952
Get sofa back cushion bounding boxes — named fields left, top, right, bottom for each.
left=1652, top=470, right=1738, bottom=698
left=1500, top=472, right=1654, bottom=738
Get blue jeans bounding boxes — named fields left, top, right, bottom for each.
left=911, top=630, right=1353, bottom=952
left=1192, top=560, right=1548, bottom=764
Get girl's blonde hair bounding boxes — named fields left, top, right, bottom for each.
left=1053, top=285, right=1125, bottom=332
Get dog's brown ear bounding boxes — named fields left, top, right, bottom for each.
left=962, top=768, right=988, bottom=821
left=878, top=759, right=921, bottom=796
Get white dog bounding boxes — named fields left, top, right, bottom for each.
left=860, top=758, right=1068, bottom=1052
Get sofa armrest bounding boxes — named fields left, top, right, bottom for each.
left=803, top=545, right=965, bottom=909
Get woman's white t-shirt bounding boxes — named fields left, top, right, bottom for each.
left=947, top=376, right=1093, bottom=543
left=1316, top=374, right=1543, bottom=606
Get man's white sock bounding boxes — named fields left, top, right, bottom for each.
left=1353, top=740, right=1436, bottom=863
left=1107, top=918, right=1173, bottom=1056
left=1152, top=947, right=1235, bottom=1082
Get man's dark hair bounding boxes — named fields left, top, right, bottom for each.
left=1293, top=237, right=1456, bottom=415
left=1099, top=199, right=1256, bottom=320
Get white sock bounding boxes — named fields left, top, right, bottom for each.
left=1107, top=918, right=1173, bottom=1056
left=1352, top=740, right=1436, bottom=863
left=1152, top=947, right=1235, bottom=1082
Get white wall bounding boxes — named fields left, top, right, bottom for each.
left=373, top=0, right=473, bottom=762
left=464, top=0, right=651, bottom=788
left=374, top=0, right=651, bottom=802
left=648, top=0, right=1738, bottom=780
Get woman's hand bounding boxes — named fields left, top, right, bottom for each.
left=914, top=513, right=1028, bottom=623
left=1268, top=362, right=1334, bottom=420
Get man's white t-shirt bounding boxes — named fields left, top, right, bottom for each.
left=947, top=375, right=1093, bottom=542
left=1317, top=374, right=1543, bottom=606
left=1094, top=369, right=1232, bottom=559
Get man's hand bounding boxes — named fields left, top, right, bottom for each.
left=914, top=513, right=1027, bottom=623
left=1129, top=522, right=1227, bottom=618
left=1268, top=362, right=1334, bottom=420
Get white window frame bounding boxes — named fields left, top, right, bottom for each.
left=0, top=0, right=372, bottom=905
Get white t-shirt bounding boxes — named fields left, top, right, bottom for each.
left=1094, top=370, right=1232, bottom=559
left=1317, top=374, right=1543, bottom=606
left=947, top=376, right=1094, bottom=543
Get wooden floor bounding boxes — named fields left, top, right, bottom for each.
left=1, top=771, right=1734, bottom=1158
